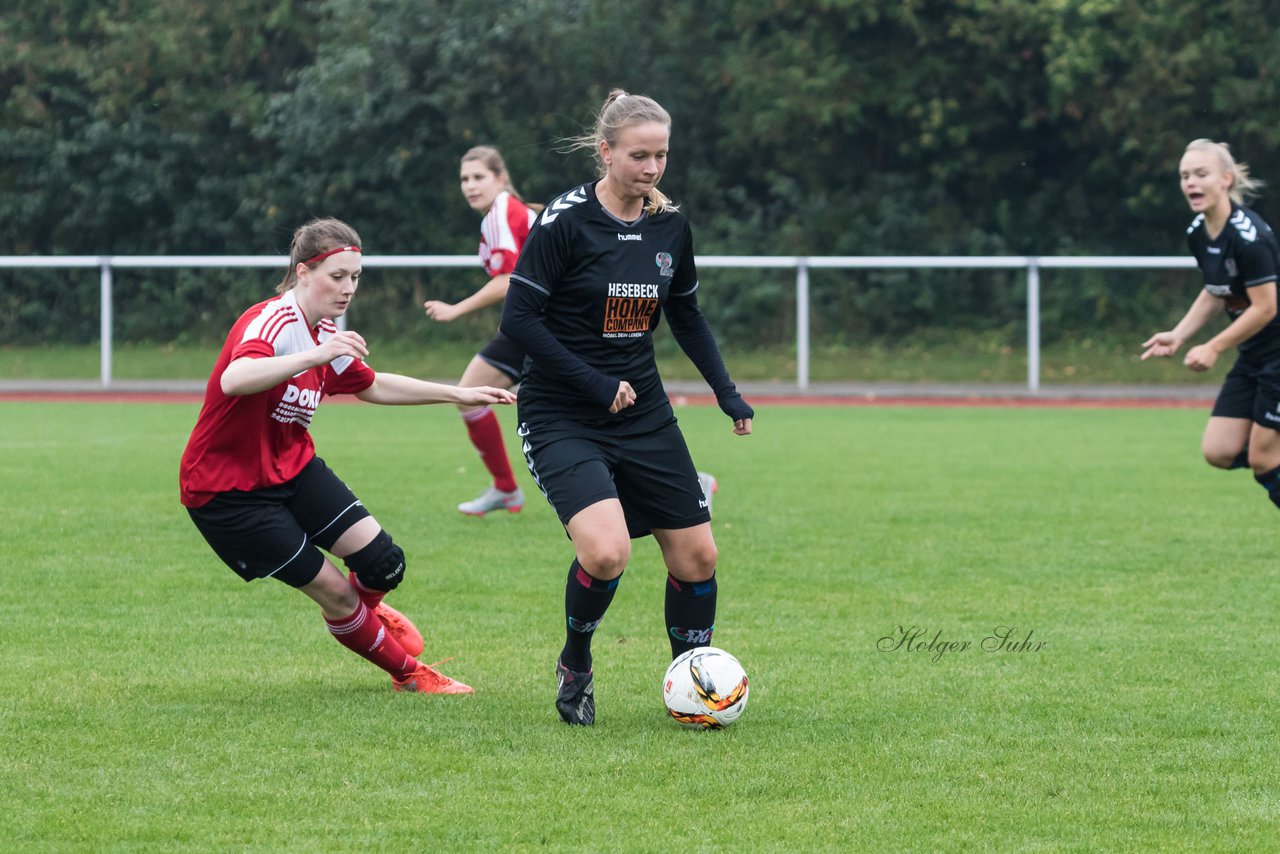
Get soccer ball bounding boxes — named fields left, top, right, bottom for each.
left=662, top=646, right=749, bottom=729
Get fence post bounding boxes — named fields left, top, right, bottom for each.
left=796, top=259, right=810, bottom=391
left=1026, top=257, right=1040, bottom=392
left=100, top=258, right=113, bottom=388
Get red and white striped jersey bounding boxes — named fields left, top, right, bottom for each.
left=479, top=190, right=537, bottom=277
left=179, top=289, right=375, bottom=508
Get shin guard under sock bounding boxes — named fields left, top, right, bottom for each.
left=560, top=560, right=620, bottom=672
left=325, top=602, right=415, bottom=679
left=462, top=407, right=518, bottom=492
left=665, top=573, right=718, bottom=658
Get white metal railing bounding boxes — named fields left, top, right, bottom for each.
left=0, top=255, right=1198, bottom=391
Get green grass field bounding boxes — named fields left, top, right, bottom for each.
left=1, top=399, right=1277, bottom=850
left=0, top=336, right=1227, bottom=385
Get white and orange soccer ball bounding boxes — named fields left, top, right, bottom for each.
left=662, top=646, right=749, bottom=729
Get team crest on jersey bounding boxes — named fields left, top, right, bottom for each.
left=1225, top=258, right=1238, bottom=278
left=655, top=252, right=674, bottom=277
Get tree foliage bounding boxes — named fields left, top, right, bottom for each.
left=4, top=0, right=1278, bottom=344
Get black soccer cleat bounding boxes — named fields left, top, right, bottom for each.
left=555, top=659, right=595, bottom=726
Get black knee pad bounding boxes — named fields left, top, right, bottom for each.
left=344, top=530, right=405, bottom=592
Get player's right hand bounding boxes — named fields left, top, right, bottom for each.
left=609, top=381, right=637, bottom=414
left=1140, top=331, right=1182, bottom=360
left=424, top=300, right=461, bottom=322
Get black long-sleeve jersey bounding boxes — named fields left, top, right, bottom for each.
left=501, top=181, right=752, bottom=425
left=1187, top=204, right=1280, bottom=360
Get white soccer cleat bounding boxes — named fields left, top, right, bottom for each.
left=457, top=486, right=524, bottom=517
left=697, top=471, right=718, bottom=515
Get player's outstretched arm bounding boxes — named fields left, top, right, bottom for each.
left=356, top=373, right=517, bottom=406
left=424, top=274, right=512, bottom=322
left=221, top=331, right=368, bottom=396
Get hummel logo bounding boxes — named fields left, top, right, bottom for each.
left=540, top=188, right=588, bottom=225
left=617, top=233, right=642, bottom=241
left=1207, top=247, right=1222, bottom=254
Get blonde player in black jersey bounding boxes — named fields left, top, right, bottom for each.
left=500, top=90, right=753, bottom=725
left=1143, top=139, right=1280, bottom=500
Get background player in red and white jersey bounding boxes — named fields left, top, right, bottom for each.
left=180, top=217, right=516, bottom=694
left=423, top=146, right=539, bottom=516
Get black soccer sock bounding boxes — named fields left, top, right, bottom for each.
left=560, top=559, right=620, bottom=672
left=1230, top=450, right=1250, bottom=470
left=665, top=573, right=717, bottom=658
left=1254, top=465, right=1280, bottom=510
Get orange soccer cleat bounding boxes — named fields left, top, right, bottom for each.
left=392, top=661, right=473, bottom=695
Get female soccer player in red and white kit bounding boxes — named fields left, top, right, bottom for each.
left=1143, top=140, right=1280, bottom=505
left=180, top=217, right=515, bottom=694
left=423, top=146, right=538, bottom=516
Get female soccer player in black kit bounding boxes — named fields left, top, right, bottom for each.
left=1143, top=139, right=1280, bottom=499
left=500, top=90, right=754, bottom=725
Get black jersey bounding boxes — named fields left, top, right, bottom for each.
left=1187, top=204, right=1280, bottom=360
left=501, top=181, right=750, bottom=425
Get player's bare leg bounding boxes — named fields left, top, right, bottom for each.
left=1201, top=416, right=1252, bottom=469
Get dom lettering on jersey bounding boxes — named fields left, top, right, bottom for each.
left=271, top=383, right=322, bottom=427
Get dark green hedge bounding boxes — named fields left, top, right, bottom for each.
left=3, top=0, right=1274, bottom=345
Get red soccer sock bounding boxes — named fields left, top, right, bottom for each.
left=462, top=407, right=518, bottom=492
left=347, top=571, right=386, bottom=611
left=324, top=602, right=416, bottom=679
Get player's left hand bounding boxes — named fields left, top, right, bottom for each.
left=459, top=386, right=517, bottom=406
left=1183, top=343, right=1218, bottom=372
left=733, top=417, right=752, bottom=436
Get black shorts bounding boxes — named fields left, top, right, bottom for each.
left=519, top=406, right=710, bottom=538
left=477, top=331, right=526, bottom=384
left=186, top=456, right=371, bottom=587
left=1211, top=355, right=1280, bottom=429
